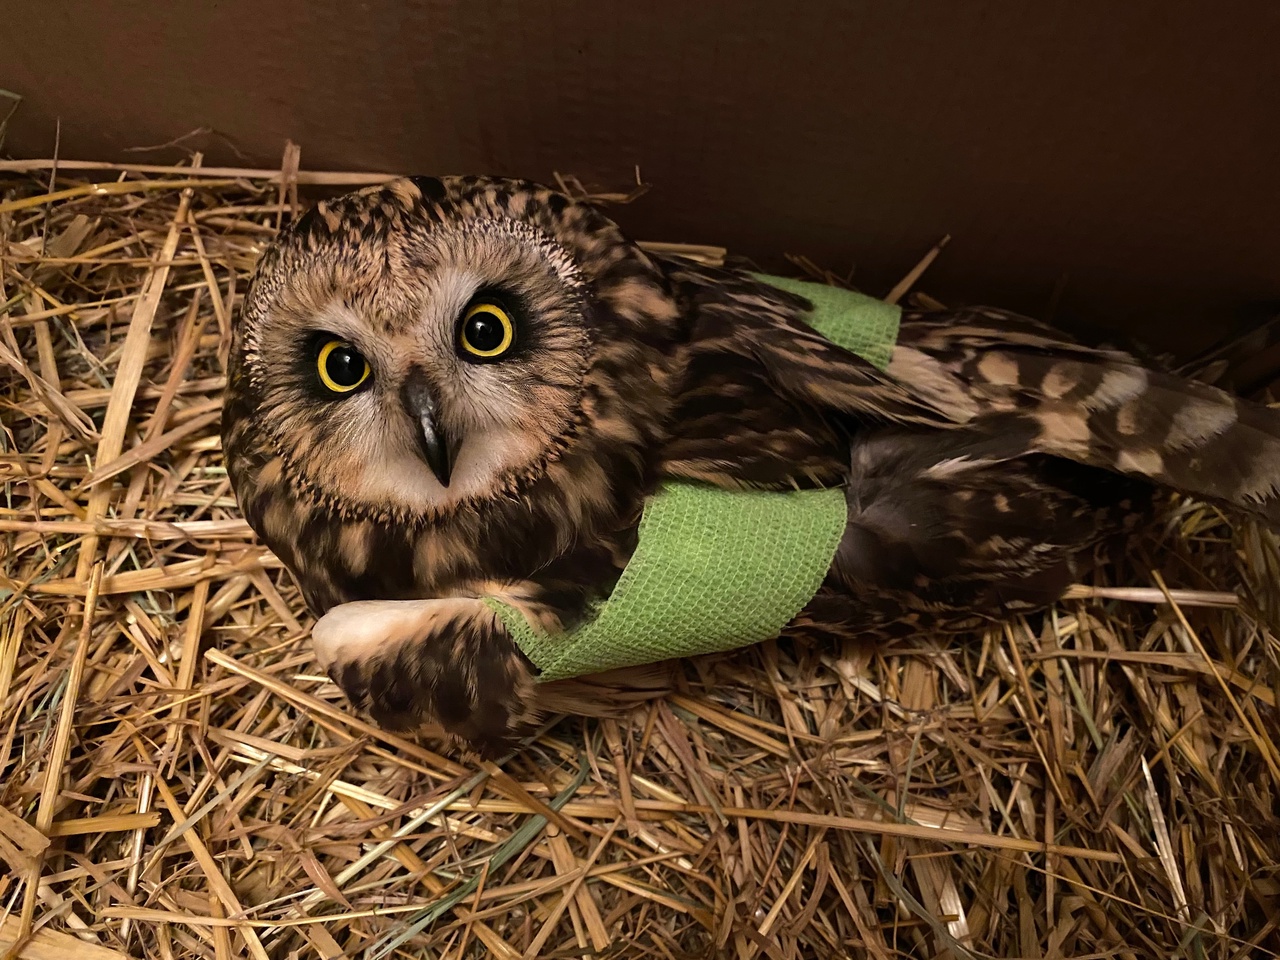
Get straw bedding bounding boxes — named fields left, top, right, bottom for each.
left=1, top=155, right=1278, bottom=960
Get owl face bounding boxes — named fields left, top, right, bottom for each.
left=237, top=182, right=597, bottom=517
left=227, top=177, right=685, bottom=612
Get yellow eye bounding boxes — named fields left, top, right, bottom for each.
left=316, top=339, right=370, bottom=393
left=458, top=301, right=515, bottom=359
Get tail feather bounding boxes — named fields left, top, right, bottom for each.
left=1178, top=309, right=1280, bottom=398
left=893, top=308, right=1280, bottom=526
left=993, top=354, right=1280, bottom=524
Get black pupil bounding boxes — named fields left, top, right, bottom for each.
left=465, top=313, right=506, bottom=353
left=325, top=346, right=365, bottom=387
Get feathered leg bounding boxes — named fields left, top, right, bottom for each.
left=312, top=596, right=540, bottom=757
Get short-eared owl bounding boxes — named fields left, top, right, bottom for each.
left=222, top=176, right=1280, bottom=755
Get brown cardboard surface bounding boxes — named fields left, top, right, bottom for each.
left=4, top=0, right=1278, bottom=357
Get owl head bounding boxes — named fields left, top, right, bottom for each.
left=228, top=176, right=683, bottom=526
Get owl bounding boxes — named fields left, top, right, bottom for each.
left=222, top=176, right=1280, bottom=756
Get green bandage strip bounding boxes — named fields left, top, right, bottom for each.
left=752, top=273, right=900, bottom=369
left=487, top=274, right=901, bottom=682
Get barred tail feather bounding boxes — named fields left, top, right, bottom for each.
left=1015, top=359, right=1280, bottom=525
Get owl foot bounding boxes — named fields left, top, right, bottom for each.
left=311, top=597, right=540, bottom=757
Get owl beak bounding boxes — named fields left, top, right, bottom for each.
left=402, top=373, right=458, bottom=487
left=418, top=413, right=455, bottom=488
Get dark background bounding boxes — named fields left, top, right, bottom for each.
left=4, top=0, right=1278, bottom=358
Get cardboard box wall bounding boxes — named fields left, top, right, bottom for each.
left=4, top=0, right=1278, bottom=358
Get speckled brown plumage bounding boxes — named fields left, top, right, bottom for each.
left=222, top=175, right=1280, bottom=756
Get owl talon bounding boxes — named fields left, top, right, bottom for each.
left=312, top=597, right=539, bottom=751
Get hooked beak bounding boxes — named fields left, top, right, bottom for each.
left=402, top=372, right=461, bottom=487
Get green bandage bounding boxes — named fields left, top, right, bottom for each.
left=488, top=275, right=901, bottom=682
left=751, top=273, right=900, bottom=369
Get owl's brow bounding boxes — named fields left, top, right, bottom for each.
left=310, top=299, right=377, bottom=342
left=446, top=217, right=586, bottom=293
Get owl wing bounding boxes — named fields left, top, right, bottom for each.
left=658, top=264, right=960, bottom=488
left=889, top=308, right=1280, bottom=526
left=660, top=259, right=1280, bottom=527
